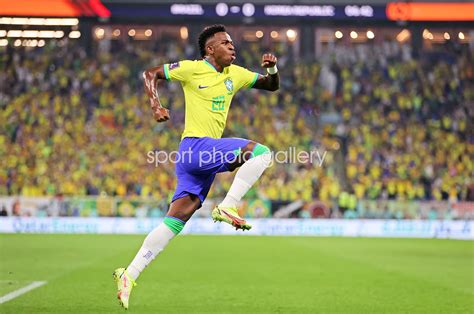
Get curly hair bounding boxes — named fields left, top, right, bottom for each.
left=198, top=24, right=227, bottom=58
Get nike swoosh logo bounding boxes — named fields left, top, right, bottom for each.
left=198, top=85, right=208, bottom=89
left=221, top=209, right=246, bottom=225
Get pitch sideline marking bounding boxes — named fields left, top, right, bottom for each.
left=0, top=281, right=47, bottom=304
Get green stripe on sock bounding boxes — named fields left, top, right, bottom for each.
left=252, top=143, right=270, bottom=158
left=163, top=217, right=185, bottom=234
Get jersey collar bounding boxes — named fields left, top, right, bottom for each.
left=203, top=59, right=218, bottom=72
left=203, top=59, right=230, bottom=75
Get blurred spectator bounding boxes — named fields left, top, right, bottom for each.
left=0, top=205, right=7, bottom=216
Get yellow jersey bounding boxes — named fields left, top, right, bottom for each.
left=164, top=59, right=258, bottom=139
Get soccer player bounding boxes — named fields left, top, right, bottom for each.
left=113, top=24, right=279, bottom=309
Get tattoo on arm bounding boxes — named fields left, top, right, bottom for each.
left=143, top=73, right=158, bottom=101
left=143, top=65, right=166, bottom=108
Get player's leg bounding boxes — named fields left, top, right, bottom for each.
left=212, top=140, right=272, bottom=229
left=113, top=195, right=200, bottom=309
left=222, top=140, right=272, bottom=205
left=126, top=195, right=200, bottom=279
left=114, top=137, right=219, bottom=309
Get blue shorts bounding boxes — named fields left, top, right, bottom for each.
left=171, top=137, right=250, bottom=205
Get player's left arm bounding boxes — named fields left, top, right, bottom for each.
left=252, top=53, right=279, bottom=92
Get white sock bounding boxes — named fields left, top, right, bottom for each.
left=127, top=223, right=176, bottom=280
left=220, top=153, right=272, bottom=207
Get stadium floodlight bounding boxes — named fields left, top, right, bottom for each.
left=22, top=30, right=39, bottom=38
left=0, top=30, right=6, bottom=37
left=69, top=31, right=81, bottom=39
left=145, top=29, right=152, bottom=37
left=54, top=31, right=64, bottom=38
left=422, top=29, right=433, bottom=39
left=396, top=29, right=410, bottom=42
left=11, top=18, right=29, bottom=25
left=335, top=31, right=343, bottom=39
left=444, top=32, right=450, bottom=40
left=95, top=28, right=105, bottom=38
left=128, top=29, right=136, bottom=37
left=0, top=17, right=78, bottom=26
left=0, top=17, right=28, bottom=25
left=270, top=31, right=278, bottom=39
left=0, top=17, right=13, bottom=24
left=44, top=18, right=79, bottom=26
left=6, top=29, right=68, bottom=39
left=38, top=39, right=45, bottom=47
left=7, top=30, right=22, bottom=37
left=350, top=31, right=358, bottom=39
left=286, top=29, right=297, bottom=41
left=113, top=29, right=121, bottom=37
left=458, top=32, right=465, bottom=40
left=38, top=31, right=56, bottom=38
left=180, top=27, right=188, bottom=40
left=14, top=39, right=21, bottom=46
left=28, top=18, right=45, bottom=25
left=366, top=30, right=375, bottom=39
left=24, top=39, right=38, bottom=47
left=0, top=38, right=7, bottom=46
left=256, top=30, right=263, bottom=38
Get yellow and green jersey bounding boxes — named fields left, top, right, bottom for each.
left=164, top=59, right=258, bottom=139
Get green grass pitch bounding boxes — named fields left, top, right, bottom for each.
left=0, top=234, right=472, bottom=313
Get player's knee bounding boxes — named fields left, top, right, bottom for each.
left=251, top=143, right=272, bottom=167
left=252, top=143, right=270, bottom=157
left=237, top=142, right=272, bottom=168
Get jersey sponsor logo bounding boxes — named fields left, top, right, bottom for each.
left=224, top=78, right=233, bottom=94
left=198, top=85, right=209, bottom=89
left=169, top=62, right=180, bottom=70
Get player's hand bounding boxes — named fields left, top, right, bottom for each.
left=261, top=53, right=277, bottom=68
left=152, top=106, right=170, bottom=123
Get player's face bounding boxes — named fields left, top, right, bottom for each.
left=208, top=32, right=236, bottom=67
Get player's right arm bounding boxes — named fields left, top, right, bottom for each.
left=143, top=60, right=196, bottom=123
left=143, top=65, right=170, bottom=123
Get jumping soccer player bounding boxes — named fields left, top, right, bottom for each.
left=113, top=24, right=279, bottom=309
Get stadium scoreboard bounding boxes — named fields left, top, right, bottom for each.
left=106, top=2, right=474, bottom=22
left=0, top=1, right=472, bottom=22
left=108, top=3, right=387, bottom=20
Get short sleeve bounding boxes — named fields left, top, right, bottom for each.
left=232, top=65, right=259, bottom=90
left=164, top=60, right=197, bottom=83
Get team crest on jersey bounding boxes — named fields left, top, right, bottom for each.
left=224, top=78, right=233, bottom=93
left=169, top=62, right=180, bottom=70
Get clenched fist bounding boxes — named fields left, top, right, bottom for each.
left=152, top=106, right=170, bottom=123
left=261, top=53, right=277, bottom=68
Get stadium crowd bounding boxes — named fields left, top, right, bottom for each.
left=329, top=44, right=473, bottom=205
left=1, top=35, right=473, bottom=217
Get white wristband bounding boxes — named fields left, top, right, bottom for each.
left=266, top=65, right=278, bottom=75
